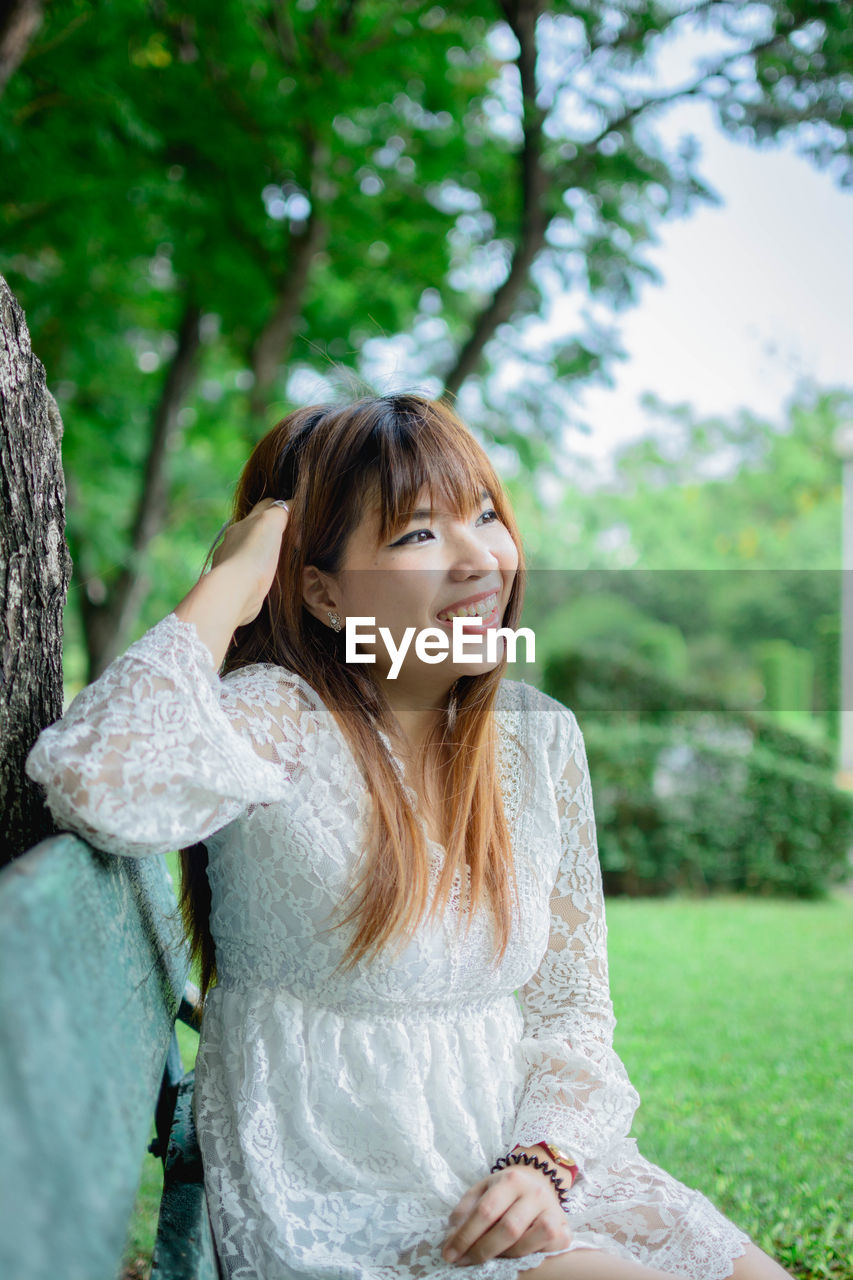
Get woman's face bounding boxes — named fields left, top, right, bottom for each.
left=303, top=484, right=519, bottom=695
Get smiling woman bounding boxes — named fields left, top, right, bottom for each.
left=24, top=393, right=792, bottom=1280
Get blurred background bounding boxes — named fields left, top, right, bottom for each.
left=4, top=0, right=853, bottom=898
left=2, top=2, right=852, bottom=1276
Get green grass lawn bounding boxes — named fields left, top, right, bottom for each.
left=605, top=895, right=853, bottom=1279
left=122, top=895, right=853, bottom=1279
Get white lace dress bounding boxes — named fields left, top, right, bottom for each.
left=26, top=613, right=751, bottom=1280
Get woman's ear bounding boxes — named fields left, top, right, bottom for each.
left=302, top=564, right=339, bottom=623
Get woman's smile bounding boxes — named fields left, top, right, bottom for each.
left=435, top=587, right=501, bottom=626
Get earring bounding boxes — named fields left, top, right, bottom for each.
left=327, top=611, right=343, bottom=632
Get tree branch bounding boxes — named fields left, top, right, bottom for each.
left=249, top=213, right=326, bottom=415
left=441, top=0, right=548, bottom=399
left=440, top=2, right=808, bottom=399
left=338, top=0, right=359, bottom=37
left=249, top=131, right=330, bottom=416
left=253, top=0, right=299, bottom=68
left=0, top=0, right=43, bottom=96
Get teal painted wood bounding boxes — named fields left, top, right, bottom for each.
left=0, top=834, right=192, bottom=1280
left=152, top=1071, right=220, bottom=1280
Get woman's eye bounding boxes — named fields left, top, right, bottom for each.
left=393, top=509, right=499, bottom=546
left=397, top=529, right=434, bottom=545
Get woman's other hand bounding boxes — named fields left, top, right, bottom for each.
left=442, top=1163, right=572, bottom=1266
left=210, top=498, right=291, bottom=628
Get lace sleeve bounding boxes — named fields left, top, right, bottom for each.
left=24, top=612, right=303, bottom=859
left=510, top=699, right=640, bottom=1175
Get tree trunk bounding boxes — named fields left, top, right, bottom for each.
left=0, top=273, right=72, bottom=863
left=78, top=300, right=202, bottom=680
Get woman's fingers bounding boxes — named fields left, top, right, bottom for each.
left=210, top=498, right=289, bottom=572
left=500, top=1210, right=573, bottom=1259
left=453, top=1199, right=533, bottom=1266
left=207, top=498, right=292, bottom=627
left=446, top=1179, right=489, bottom=1231
left=442, top=1173, right=519, bottom=1263
left=442, top=1166, right=573, bottom=1267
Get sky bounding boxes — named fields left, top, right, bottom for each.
left=570, top=93, right=853, bottom=480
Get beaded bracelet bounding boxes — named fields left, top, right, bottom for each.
left=489, top=1151, right=571, bottom=1210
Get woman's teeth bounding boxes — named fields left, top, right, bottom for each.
left=437, top=593, right=498, bottom=622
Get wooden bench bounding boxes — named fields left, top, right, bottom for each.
left=0, top=833, right=221, bottom=1280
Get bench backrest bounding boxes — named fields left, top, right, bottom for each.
left=0, top=834, right=191, bottom=1280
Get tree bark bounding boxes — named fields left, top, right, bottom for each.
left=0, top=0, right=43, bottom=96
left=0, top=273, right=72, bottom=863
left=78, top=301, right=203, bottom=680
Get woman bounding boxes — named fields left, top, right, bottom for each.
left=26, top=394, right=791, bottom=1280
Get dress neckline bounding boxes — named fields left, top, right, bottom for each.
left=254, top=665, right=524, bottom=858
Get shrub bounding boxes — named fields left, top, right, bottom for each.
left=581, top=720, right=853, bottom=897
left=544, top=647, right=833, bottom=768
left=543, top=649, right=853, bottom=897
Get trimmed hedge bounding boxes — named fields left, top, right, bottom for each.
left=581, top=720, right=853, bottom=897
left=544, top=650, right=853, bottom=897
left=544, top=648, right=834, bottom=768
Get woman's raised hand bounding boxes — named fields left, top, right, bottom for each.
left=442, top=1162, right=572, bottom=1266
left=210, top=498, right=291, bottom=628
left=173, top=499, right=291, bottom=670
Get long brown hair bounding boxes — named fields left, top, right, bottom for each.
left=178, top=393, right=527, bottom=1019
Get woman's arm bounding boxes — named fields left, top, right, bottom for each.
left=25, top=502, right=300, bottom=857
left=508, top=699, right=640, bottom=1175
left=441, top=699, right=637, bottom=1267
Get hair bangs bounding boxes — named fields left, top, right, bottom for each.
left=370, top=398, right=501, bottom=546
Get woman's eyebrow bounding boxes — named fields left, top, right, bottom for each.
left=404, top=489, right=492, bottom=521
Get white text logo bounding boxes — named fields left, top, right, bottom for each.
left=343, top=616, right=535, bottom=679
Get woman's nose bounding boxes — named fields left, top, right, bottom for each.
left=447, top=524, right=499, bottom=573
